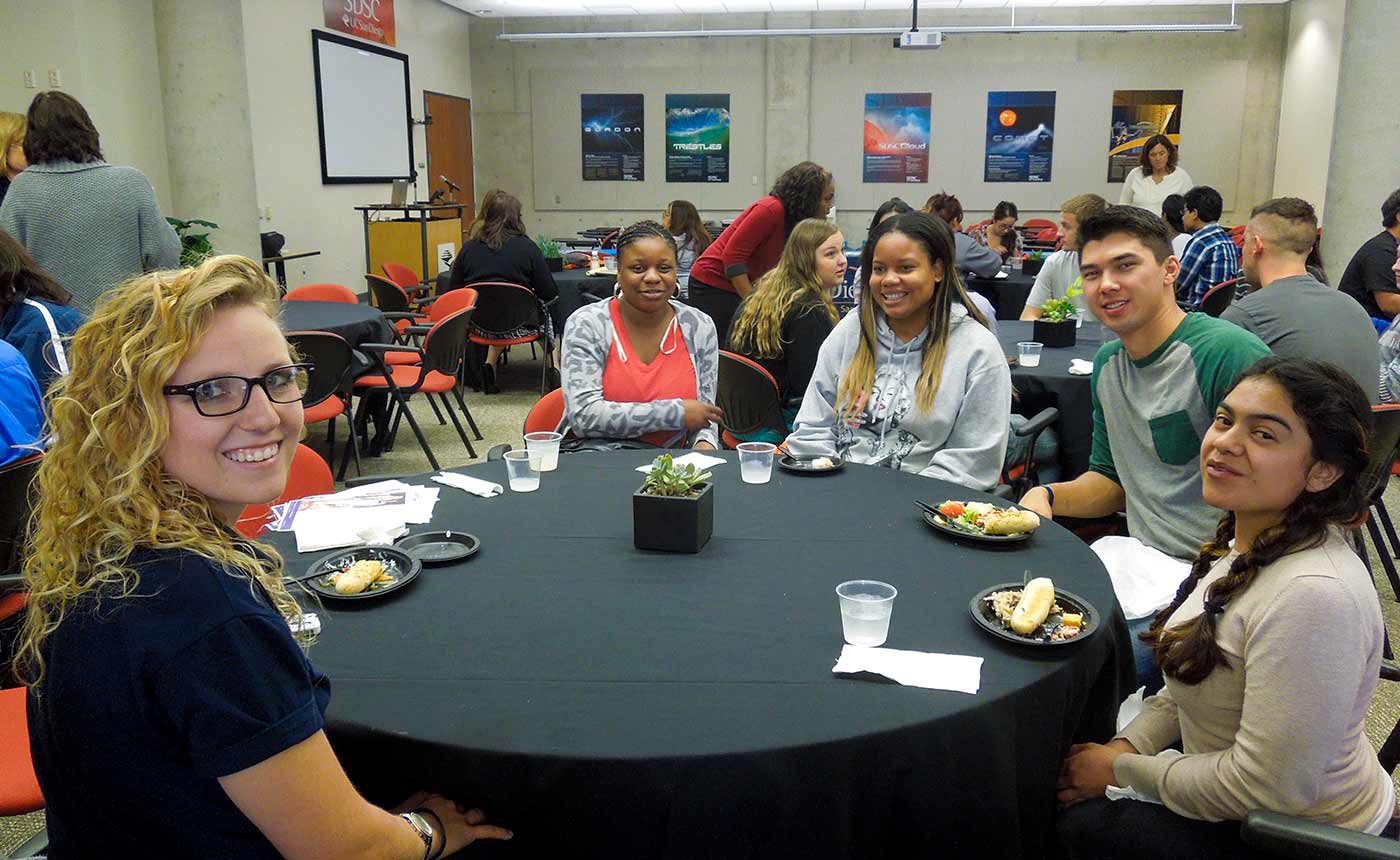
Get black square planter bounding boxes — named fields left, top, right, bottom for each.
left=633, top=482, right=714, bottom=553
left=546, top=257, right=564, bottom=272
left=1022, top=258, right=1045, bottom=277
left=1032, top=319, right=1077, bottom=348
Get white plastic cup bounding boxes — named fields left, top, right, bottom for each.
left=1017, top=341, right=1043, bottom=368
left=836, top=580, right=897, bottom=647
left=736, top=441, right=777, bottom=484
left=504, top=449, right=540, bottom=492
left=524, top=431, right=563, bottom=472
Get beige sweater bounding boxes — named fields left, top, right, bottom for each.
left=1113, top=529, right=1391, bottom=829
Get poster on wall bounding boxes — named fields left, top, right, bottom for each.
left=984, top=91, right=1056, bottom=183
left=322, top=0, right=396, bottom=46
left=665, top=94, right=730, bottom=183
left=862, top=93, right=930, bottom=184
left=581, top=94, right=645, bottom=182
left=1107, top=89, right=1183, bottom=182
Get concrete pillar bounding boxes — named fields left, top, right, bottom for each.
left=764, top=13, right=813, bottom=189
left=1271, top=0, right=1346, bottom=217
left=152, top=0, right=260, bottom=261
left=1320, top=0, right=1400, bottom=271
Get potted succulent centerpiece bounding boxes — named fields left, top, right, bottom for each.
left=633, top=454, right=714, bottom=553
left=1032, top=284, right=1082, bottom=348
left=538, top=236, right=565, bottom=272
left=1021, top=250, right=1047, bottom=278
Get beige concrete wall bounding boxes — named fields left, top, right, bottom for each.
left=1272, top=0, right=1346, bottom=219
left=471, top=4, right=1288, bottom=244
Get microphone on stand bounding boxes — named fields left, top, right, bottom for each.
left=439, top=175, right=462, bottom=191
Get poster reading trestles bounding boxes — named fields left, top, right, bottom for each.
left=666, top=94, right=730, bottom=183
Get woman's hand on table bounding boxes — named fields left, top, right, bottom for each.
left=682, top=399, right=723, bottom=430
left=1055, top=739, right=1138, bottom=808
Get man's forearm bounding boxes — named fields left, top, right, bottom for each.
left=1024, top=471, right=1125, bottom=519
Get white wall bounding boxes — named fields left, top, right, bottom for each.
left=240, top=0, right=473, bottom=289
left=1272, top=0, right=1346, bottom=218
left=471, top=4, right=1288, bottom=245
left=0, top=0, right=174, bottom=213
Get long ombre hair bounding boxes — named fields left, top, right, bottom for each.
left=1145, top=357, right=1371, bottom=684
left=837, top=212, right=989, bottom=416
left=17, top=255, right=307, bottom=689
left=729, top=218, right=840, bottom=358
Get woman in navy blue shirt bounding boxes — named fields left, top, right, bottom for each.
left=16, top=256, right=510, bottom=859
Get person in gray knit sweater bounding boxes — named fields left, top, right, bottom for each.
left=786, top=211, right=1010, bottom=490
left=1056, top=357, right=1393, bottom=858
left=0, top=92, right=179, bottom=313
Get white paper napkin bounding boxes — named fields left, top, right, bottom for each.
left=432, top=472, right=504, bottom=498
left=995, top=270, right=1009, bottom=280
left=832, top=645, right=983, bottom=694
left=1068, top=359, right=1094, bottom=376
left=1091, top=535, right=1192, bottom=620
left=634, top=451, right=727, bottom=473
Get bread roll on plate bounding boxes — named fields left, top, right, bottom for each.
left=980, top=508, right=1041, bottom=536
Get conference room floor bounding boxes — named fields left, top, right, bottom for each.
left=4, top=348, right=1400, bottom=856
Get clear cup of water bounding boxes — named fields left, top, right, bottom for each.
left=736, top=441, right=776, bottom=484
left=1017, top=341, right=1043, bottom=368
left=836, top=580, right=897, bottom=647
left=504, top=449, right=540, bottom=492
left=524, top=431, right=563, bottom=472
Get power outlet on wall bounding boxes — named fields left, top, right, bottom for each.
left=47, top=68, right=62, bottom=88
left=22, top=70, right=36, bottom=89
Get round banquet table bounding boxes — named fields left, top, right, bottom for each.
left=965, top=270, right=1037, bottom=320
left=997, top=320, right=1112, bottom=480
left=262, top=452, right=1132, bottom=860
left=553, top=267, right=614, bottom=331
left=279, top=299, right=395, bottom=379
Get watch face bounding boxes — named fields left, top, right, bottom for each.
left=404, top=811, right=434, bottom=848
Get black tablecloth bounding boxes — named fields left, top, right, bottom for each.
left=997, top=320, right=1112, bottom=479
left=966, top=271, right=1037, bottom=320
left=280, top=300, right=396, bottom=379
left=262, top=452, right=1132, bottom=859
left=554, top=267, right=614, bottom=332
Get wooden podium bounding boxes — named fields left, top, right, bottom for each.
left=355, top=203, right=467, bottom=286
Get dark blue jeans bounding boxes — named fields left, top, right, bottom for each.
left=1057, top=798, right=1262, bottom=860
left=1127, top=614, right=1166, bottom=695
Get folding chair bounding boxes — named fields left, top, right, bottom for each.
left=355, top=306, right=483, bottom=469
left=716, top=351, right=786, bottom=449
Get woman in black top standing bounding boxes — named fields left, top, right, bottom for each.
left=447, top=191, right=559, bottom=393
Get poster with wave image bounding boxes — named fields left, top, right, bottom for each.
left=984, top=91, right=1056, bottom=183
left=666, top=94, right=730, bottom=183
left=862, top=93, right=930, bottom=184
left=581, top=93, right=644, bottom=182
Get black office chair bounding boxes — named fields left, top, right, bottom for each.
left=716, top=351, right=787, bottom=449
left=993, top=407, right=1059, bottom=501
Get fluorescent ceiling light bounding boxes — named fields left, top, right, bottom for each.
left=450, top=0, right=1284, bottom=16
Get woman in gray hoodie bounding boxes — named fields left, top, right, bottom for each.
left=786, top=211, right=1011, bottom=490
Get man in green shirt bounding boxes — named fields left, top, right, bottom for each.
left=1019, top=206, right=1270, bottom=687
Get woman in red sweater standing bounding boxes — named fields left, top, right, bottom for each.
left=688, top=161, right=834, bottom=341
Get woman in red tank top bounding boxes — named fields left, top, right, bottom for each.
left=560, top=221, right=724, bottom=448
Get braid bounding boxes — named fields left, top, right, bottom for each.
left=616, top=220, right=676, bottom=260
left=1150, top=497, right=1334, bottom=685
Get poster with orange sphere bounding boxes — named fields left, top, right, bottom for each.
left=984, top=91, right=1056, bottom=183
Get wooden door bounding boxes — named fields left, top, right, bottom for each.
left=424, top=91, right=475, bottom=247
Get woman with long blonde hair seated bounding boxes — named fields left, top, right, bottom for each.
left=785, top=211, right=1011, bottom=489
left=18, top=256, right=509, bottom=859
left=728, top=217, right=845, bottom=442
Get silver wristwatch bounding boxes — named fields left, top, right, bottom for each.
left=400, top=810, right=435, bottom=860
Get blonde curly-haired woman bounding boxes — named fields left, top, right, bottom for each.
left=17, top=256, right=510, bottom=860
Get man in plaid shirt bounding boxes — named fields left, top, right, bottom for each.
left=1176, top=185, right=1242, bottom=306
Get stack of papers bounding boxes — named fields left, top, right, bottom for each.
left=267, top=480, right=440, bottom=553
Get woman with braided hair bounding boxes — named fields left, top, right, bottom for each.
left=561, top=220, right=722, bottom=449
left=1055, top=356, right=1393, bottom=858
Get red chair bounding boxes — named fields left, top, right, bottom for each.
left=365, top=274, right=429, bottom=365
left=0, top=686, right=43, bottom=817
left=1197, top=278, right=1239, bottom=317
left=354, top=307, right=483, bottom=468
left=1034, top=227, right=1060, bottom=244
left=382, top=262, right=431, bottom=293
left=1229, top=224, right=1247, bottom=250
left=968, top=218, right=991, bottom=232
left=524, top=388, right=566, bottom=435
left=716, top=351, right=786, bottom=449
left=466, top=281, right=556, bottom=394
left=1023, top=218, right=1056, bottom=231
left=284, top=283, right=358, bottom=304
left=405, top=288, right=477, bottom=345
left=235, top=444, right=334, bottom=538
left=286, top=331, right=362, bottom=480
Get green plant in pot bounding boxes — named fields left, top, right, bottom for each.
left=1021, top=249, right=1048, bottom=278
left=167, top=217, right=220, bottom=268
left=537, top=236, right=564, bottom=272
left=633, top=454, right=714, bottom=553
left=1032, top=283, right=1082, bottom=348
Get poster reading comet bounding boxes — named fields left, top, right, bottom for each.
left=1107, top=89, right=1183, bottom=183
left=984, top=91, right=1056, bottom=183
left=581, top=93, right=644, bottom=182
left=665, top=94, right=730, bottom=183
left=862, top=93, right=930, bottom=184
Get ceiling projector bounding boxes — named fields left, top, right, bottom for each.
left=894, top=30, right=943, bottom=50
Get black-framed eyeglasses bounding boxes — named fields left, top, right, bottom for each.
left=162, top=364, right=313, bottom=417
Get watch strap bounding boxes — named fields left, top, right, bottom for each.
left=400, top=811, right=434, bottom=860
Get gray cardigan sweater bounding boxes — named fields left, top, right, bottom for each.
left=0, top=160, right=180, bottom=312
left=561, top=298, right=720, bottom=448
